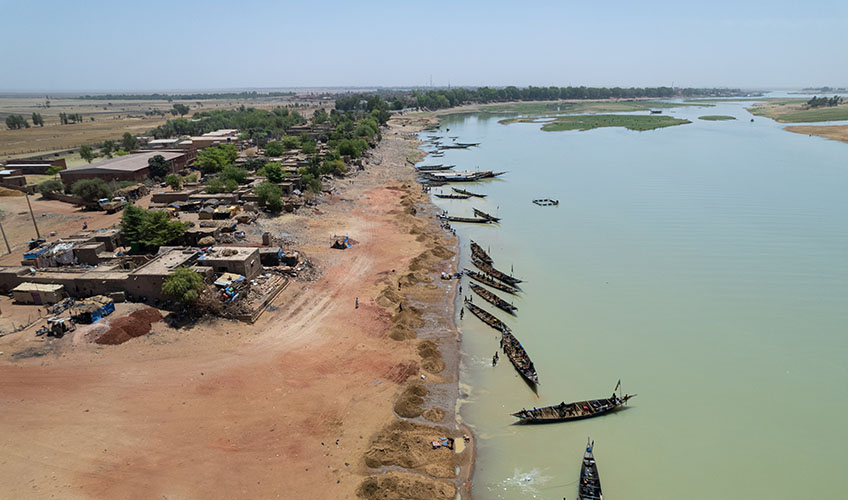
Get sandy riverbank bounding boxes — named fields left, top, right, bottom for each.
left=785, top=124, right=848, bottom=145
left=0, top=115, right=471, bottom=499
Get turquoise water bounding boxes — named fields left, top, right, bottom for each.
left=422, top=100, right=848, bottom=499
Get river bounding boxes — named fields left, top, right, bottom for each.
left=421, top=97, right=848, bottom=499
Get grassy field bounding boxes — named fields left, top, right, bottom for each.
left=524, top=114, right=692, bottom=132
left=747, top=100, right=848, bottom=123
left=699, top=115, right=736, bottom=121
left=0, top=94, right=313, bottom=159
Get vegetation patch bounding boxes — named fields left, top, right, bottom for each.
left=523, top=114, right=691, bottom=132
left=747, top=99, right=848, bottom=123
left=699, top=115, right=736, bottom=121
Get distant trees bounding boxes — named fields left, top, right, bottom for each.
left=31, top=112, right=44, bottom=126
left=162, top=266, right=206, bottom=305
left=807, top=95, right=842, bottom=108
left=149, top=107, right=305, bottom=139
left=147, top=154, right=170, bottom=179
left=59, top=112, right=83, bottom=124
left=172, top=103, right=190, bottom=116
left=79, top=144, right=95, bottom=163
left=71, top=178, right=111, bottom=204
left=5, top=114, right=29, bottom=129
left=102, top=139, right=116, bottom=158
left=312, top=108, right=329, bottom=124
left=264, top=141, right=285, bottom=157
left=121, top=204, right=187, bottom=251
left=121, top=132, right=139, bottom=151
left=195, top=144, right=237, bottom=174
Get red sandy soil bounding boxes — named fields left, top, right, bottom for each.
left=0, top=117, right=463, bottom=499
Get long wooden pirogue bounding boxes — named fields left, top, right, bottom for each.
left=452, top=187, right=486, bottom=198
left=472, top=208, right=500, bottom=223
left=464, top=300, right=510, bottom=334
left=469, top=283, right=517, bottom=314
left=464, top=269, right=520, bottom=294
left=434, top=194, right=471, bottom=199
left=578, top=439, right=602, bottom=500
left=439, top=215, right=491, bottom=224
left=472, top=257, right=523, bottom=286
left=470, top=240, right=493, bottom=265
left=511, top=382, right=636, bottom=423
left=416, top=164, right=455, bottom=171
left=501, top=331, right=538, bottom=384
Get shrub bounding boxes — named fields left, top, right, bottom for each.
left=162, top=266, right=205, bottom=304
left=254, top=181, right=283, bottom=212
left=71, top=178, right=111, bottom=204
left=164, top=174, right=182, bottom=190
left=262, top=162, right=285, bottom=183
left=37, top=179, right=64, bottom=196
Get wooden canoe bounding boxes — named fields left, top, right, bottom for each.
left=464, top=300, right=510, bottom=334
left=438, top=215, right=490, bottom=224
left=470, top=240, right=493, bottom=265
left=469, top=283, right=517, bottom=315
left=434, top=194, right=471, bottom=199
left=472, top=208, right=500, bottom=223
left=472, top=257, right=522, bottom=286
left=578, top=439, right=602, bottom=500
left=501, top=331, right=538, bottom=384
left=463, top=269, right=520, bottom=294
left=511, top=386, right=636, bottom=424
left=452, top=187, right=486, bottom=198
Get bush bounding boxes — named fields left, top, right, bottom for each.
left=254, top=181, right=283, bottom=212
left=262, top=162, right=285, bottom=183
left=71, top=178, right=111, bottom=204
left=37, top=179, right=64, bottom=196
left=164, top=174, right=182, bottom=190
left=338, top=138, right=369, bottom=158
left=195, top=144, right=237, bottom=174
left=264, top=141, right=285, bottom=157
left=281, top=136, right=300, bottom=150
left=121, top=204, right=187, bottom=251
left=162, top=266, right=205, bottom=305
left=220, top=165, right=249, bottom=185
left=205, top=178, right=224, bottom=194
left=148, top=154, right=170, bottom=179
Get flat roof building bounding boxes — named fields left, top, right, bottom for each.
left=59, top=151, right=188, bottom=188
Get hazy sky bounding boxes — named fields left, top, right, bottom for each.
left=2, top=0, right=846, bottom=91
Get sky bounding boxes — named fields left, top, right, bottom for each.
left=2, top=0, right=847, bottom=92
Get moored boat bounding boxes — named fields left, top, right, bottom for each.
left=472, top=208, right=500, bottom=223
left=435, top=193, right=471, bottom=199
left=452, top=187, right=486, bottom=198
left=464, top=269, right=520, bottom=294
left=416, top=164, right=456, bottom=171
left=464, top=300, right=510, bottom=334
left=511, top=382, right=636, bottom=424
left=438, top=215, right=491, bottom=224
left=501, top=331, right=538, bottom=384
left=472, top=257, right=522, bottom=286
left=578, top=439, right=602, bottom=500
left=469, top=282, right=517, bottom=314
left=470, top=240, right=493, bottom=265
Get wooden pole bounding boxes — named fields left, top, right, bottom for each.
left=25, top=193, right=41, bottom=239
left=0, top=219, right=10, bottom=254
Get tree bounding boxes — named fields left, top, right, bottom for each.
left=120, top=204, right=187, bottom=250
left=164, top=173, right=182, bottom=190
left=281, top=136, right=300, bottom=150
left=205, top=178, right=225, bottom=194
left=195, top=144, right=237, bottom=174
left=71, top=178, right=111, bottom=204
left=162, top=266, right=206, bottom=305
left=121, top=132, right=139, bottom=151
left=147, top=154, right=170, bottom=179
left=300, top=137, right=317, bottom=155
left=172, top=103, right=190, bottom=116
left=31, top=112, right=44, bottom=126
left=102, top=139, right=115, bottom=158
left=5, top=114, right=29, bottom=130
left=36, top=179, right=64, bottom=196
left=264, top=141, right=285, bottom=157
left=255, top=181, right=283, bottom=212
left=46, top=164, right=63, bottom=177
left=312, top=108, right=329, bottom=124
left=262, top=162, right=285, bottom=183
left=219, top=165, right=249, bottom=185
left=79, top=144, right=95, bottom=163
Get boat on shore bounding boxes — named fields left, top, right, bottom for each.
left=470, top=240, right=493, bottom=265
left=472, top=258, right=522, bottom=286
left=452, top=187, right=486, bottom=198
left=578, top=439, right=602, bottom=500
left=511, top=382, right=636, bottom=424
left=439, top=215, right=491, bottom=224
left=469, top=283, right=517, bottom=315
left=464, top=300, right=511, bottom=334
left=501, top=331, right=538, bottom=384
left=421, top=170, right=505, bottom=182
left=416, top=164, right=455, bottom=171
left=435, top=193, right=471, bottom=199
left=472, top=208, right=500, bottom=223
left=464, top=269, right=520, bottom=294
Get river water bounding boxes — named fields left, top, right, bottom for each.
left=421, top=98, right=848, bottom=499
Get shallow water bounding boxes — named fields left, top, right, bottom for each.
left=422, top=99, right=848, bottom=499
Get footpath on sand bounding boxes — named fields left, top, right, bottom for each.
left=0, top=115, right=472, bottom=500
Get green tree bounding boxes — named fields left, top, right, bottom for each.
left=262, top=162, right=285, bottom=182
left=220, top=165, right=249, bottom=185
left=264, top=141, right=285, bottom=157
left=79, top=144, right=95, bottom=163
left=195, top=144, right=237, bottom=174
left=121, top=132, right=139, bottom=151
left=36, top=179, right=64, bottom=196
left=172, top=103, right=190, bottom=116
left=312, top=108, right=329, bottom=124
left=120, top=204, right=187, bottom=250
left=281, top=136, right=300, bottom=150
left=31, top=112, right=44, bottom=126
left=46, top=164, right=63, bottom=177
left=71, top=178, right=111, bottom=204
left=164, top=173, right=182, bottom=190
left=102, top=139, right=115, bottom=158
left=147, top=154, right=170, bottom=179
left=205, top=178, right=225, bottom=194
left=5, top=114, right=29, bottom=130
left=254, top=181, right=283, bottom=212
left=162, top=266, right=206, bottom=304
left=300, top=137, right=317, bottom=154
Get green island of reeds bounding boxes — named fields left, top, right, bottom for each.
left=530, top=114, right=691, bottom=132
left=699, top=115, right=736, bottom=121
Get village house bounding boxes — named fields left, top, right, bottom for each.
left=59, top=151, right=189, bottom=189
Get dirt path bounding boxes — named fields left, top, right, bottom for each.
left=0, top=116, right=467, bottom=499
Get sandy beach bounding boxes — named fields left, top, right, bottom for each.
left=0, top=114, right=471, bottom=499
